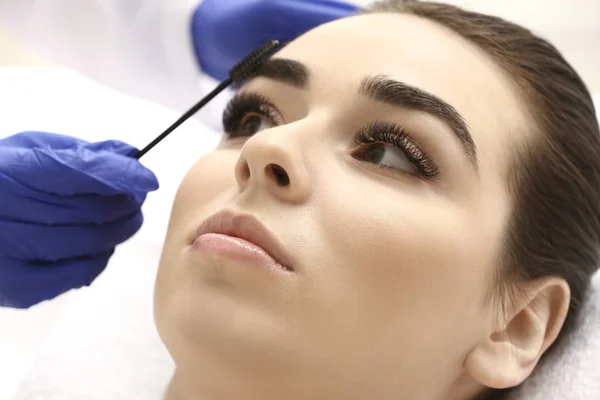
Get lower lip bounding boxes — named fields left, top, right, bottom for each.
left=192, top=233, right=288, bottom=272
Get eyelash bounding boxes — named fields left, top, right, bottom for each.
left=354, top=121, right=440, bottom=180
left=222, top=92, right=440, bottom=180
left=222, top=92, right=280, bottom=138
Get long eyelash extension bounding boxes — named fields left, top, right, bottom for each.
left=222, top=92, right=278, bottom=135
left=355, top=121, right=440, bottom=179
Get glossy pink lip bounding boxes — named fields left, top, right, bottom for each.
left=192, top=211, right=293, bottom=272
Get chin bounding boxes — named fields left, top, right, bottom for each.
left=153, top=257, right=299, bottom=376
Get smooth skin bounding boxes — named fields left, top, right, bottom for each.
left=154, top=12, right=570, bottom=400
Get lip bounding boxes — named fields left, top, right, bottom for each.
left=192, top=210, right=293, bottom=272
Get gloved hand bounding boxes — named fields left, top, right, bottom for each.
left=0, top=131, right=159, bottom=308
left=192, top=0, right=360, bottom=81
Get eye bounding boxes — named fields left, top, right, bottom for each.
left=352, top=121, right=440, bottom=179
left=353, top=143, right=417, bottom=174
left=222, top=92, right=280, bottom=138
left=235, top=114, right=275, bottom=137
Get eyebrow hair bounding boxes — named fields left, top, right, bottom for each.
left=359, top=75, right=477, bottom=168
left=254, top=58, right=309, bottom=88
left=250, top=59, right=477, bottom=168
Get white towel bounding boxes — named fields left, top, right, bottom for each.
left=11, top=237, right=175, bottom=400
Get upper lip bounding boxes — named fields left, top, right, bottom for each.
left=195, top=210, right=293, bottom=271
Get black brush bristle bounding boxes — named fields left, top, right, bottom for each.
left=229, top=40, right=281, bottom=83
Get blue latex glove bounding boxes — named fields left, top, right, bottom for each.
left=0, top=131, right=159, bottom=308
left=192, top=0, right=360, bottom=81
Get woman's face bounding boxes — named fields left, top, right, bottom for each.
left=154, top=12, right=534, bottom=400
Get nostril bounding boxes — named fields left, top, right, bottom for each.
left=239, top=162, right=251, bottom=181
left=267, top=164, right=290, bottom=187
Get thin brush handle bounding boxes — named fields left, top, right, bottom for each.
left=135, top=77, right=233, bottom=159
left=134, top=40, right=280, bottom=160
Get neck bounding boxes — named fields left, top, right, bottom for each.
left=163, top=370, right=226, bottom=400
left=163, top=367, right=487, bottom=400
left=163, top=373, right=188, bottom=400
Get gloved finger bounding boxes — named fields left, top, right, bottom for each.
left=0, top=174, right=147, bottom=225
left=271, top=0, right=360, bottom=35
left=84, top=139, right=140, bottom=158
left=0, top=250, right=113, bottom=309
left=192, top=0, right=359, bottom=80
left=0, top=142, right=159, bottom=196
left=1, top=131, right=138, bottom=156
left=0, top=131, right=89, bottom=150
left=0, top=212, right=143, bottom=261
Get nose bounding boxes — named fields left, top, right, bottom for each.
left=234, top=131, right=311, bottom=204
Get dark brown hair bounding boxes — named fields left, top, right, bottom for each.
left=364, top=0, right=600, bottom=397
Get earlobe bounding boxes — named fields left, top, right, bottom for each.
left=464, top=277, right=570, bottom=389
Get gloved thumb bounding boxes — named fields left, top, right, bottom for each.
left=1, top=139, right=159, bottom=196
left=85, top=139, right=141, bottom=158
left=53, top=140, right=160, bottom=195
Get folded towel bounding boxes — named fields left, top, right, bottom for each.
left=11, top=236, right=175, bottom=400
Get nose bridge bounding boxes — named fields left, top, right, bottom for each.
left=235, top=124, right=312, bottom=204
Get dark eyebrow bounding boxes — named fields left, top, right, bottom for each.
left=253, top=58, right=309, bottom=89
left=360, top=75, right=478, bottom=168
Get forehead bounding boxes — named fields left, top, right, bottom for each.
left=274, top=12, right=533, bottom=177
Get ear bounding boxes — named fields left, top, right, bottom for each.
left=464, top=277, right=570, bottom=389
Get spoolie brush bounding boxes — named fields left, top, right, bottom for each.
left=135, top=40, right=281, bottom=159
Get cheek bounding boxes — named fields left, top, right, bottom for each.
left=155, top=151, right=238, bottom=316
left=167, top=151, right=238, bottom=237
left=307, top=176, right=496, bottom=347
